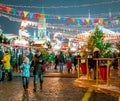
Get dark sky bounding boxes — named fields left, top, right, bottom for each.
left=0, top=0, right=120, bottom=34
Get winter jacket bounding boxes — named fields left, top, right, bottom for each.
left=1, top=53, right=11, bottom=70
left=31, top=54, right=45, bottom=75
left=66, top=55, right=73, bottom=62
left=58, top=54, right=65, bottom=63
left=21, top=63, right=30, bottom=77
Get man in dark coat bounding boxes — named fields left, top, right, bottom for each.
left=93, top=49, right=100, bottom=80
left=58, top=51, right=65, bottom=72
left=31, top=50, right=45, bottom=92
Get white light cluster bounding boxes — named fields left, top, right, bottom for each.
left=14, top=39, right=29, bottom=46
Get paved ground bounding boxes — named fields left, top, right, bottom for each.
left=0, top=76, right=118, bottom=101
left=0, top=65, right=119, bottom=101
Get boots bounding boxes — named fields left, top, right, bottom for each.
left=0, top=72, right=5, bottom=81
left=33, top=81, right=37, bottom=92
left=8, top=72, right=12, bottom=81
left=40, top=80, right=43, bottom=90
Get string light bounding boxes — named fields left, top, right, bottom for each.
left=1, top=4, right=120, bottom=19
left=1, top=0, right=120, bottom=9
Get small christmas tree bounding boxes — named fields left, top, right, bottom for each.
left=86, top=26, right=112, bottom=58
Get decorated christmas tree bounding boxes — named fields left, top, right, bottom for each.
left=86, top=26, right=112, bottom=58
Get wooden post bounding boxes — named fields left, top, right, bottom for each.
left=118, top=58, right=119, bottom=68
left=118, top=58, right=120, bottom=77
left=96, top=59, right=99, bottom=85
left=78, top=58, right=80, bottom=78
left=86, top=58, right=89, bottom=80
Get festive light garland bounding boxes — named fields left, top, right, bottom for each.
left=1, top=0, right=120, bottom=9
left=0, top=4, right=120, bottom=19
left=1, top=3, right=120, bottom=18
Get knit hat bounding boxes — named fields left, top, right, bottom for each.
left=93, top=47, right=100, bottom=53
left=5, top=50, right=9, bottom=54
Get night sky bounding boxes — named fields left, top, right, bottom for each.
left=0, top=0, right=120, bottom=35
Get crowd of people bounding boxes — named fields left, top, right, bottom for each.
left=0, top=47, right=119, bottom=92
left=0, top=47, right=80, bottom=92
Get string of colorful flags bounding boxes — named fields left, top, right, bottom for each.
left=0, top=12, right=80, bottom=33
left=0, top=5, right=120, bottom=26
left=1, top=12, right=120, bottom=36
left=0, top=12, right=94, bottom=33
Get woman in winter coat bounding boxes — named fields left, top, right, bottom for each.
left=66, top=53, right=73, bottom=73
left=0, top=50, right=12, bottom=81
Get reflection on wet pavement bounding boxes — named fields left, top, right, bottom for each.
left=0, top=77, right=118, bottom=101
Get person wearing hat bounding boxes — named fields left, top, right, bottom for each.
left=92, top=48, right=100, bottom=80
left=0, top=50, right=12, bottom=81
left=30, top=49, right=45, bottom=92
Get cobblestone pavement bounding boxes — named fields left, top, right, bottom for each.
left=0, top=77, right=118, bottom=101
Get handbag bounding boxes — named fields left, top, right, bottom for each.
left=41, top=65, right=46, bottom=72
left=41, top=64, right=49, bottom=72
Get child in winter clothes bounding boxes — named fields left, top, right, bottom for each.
left=21, top=53, right=30, bottom=91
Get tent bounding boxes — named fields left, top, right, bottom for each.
left=88, top=26, right=115, bottom=35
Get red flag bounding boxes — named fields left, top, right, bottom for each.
left=67, top=17, right=71, bottom=22
left=94, top=18, right=99, bottom=23
left=1, top=6, right=6, bottom=12
left=21, top=16, right=27, bottom=20
left=34, top=13, right=40, bottom=20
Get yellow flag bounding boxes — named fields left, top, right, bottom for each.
left=86, top=18, right=90, bottom=24
left=23, top=11, right=29, bottom=17
left=57, top=16, right=61, bottom=20
left=116, top=20, right=119, bottom=24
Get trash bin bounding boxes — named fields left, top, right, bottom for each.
left=99, top=66, right=110, bottom=81
left=80, top=63, right=87, bottom=75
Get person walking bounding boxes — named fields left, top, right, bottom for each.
left=66, top=53, right=73, bottom=73
left=31, top=50, right=45, bottom=92
left=93, top=48, right=100, bottom=80
left=73, top=54, right=78, bottom=71
left=0, top=50, right=12, bottom=81
left=54, top=54, right=59, bottom=70
left=21, top=52, right=30, bottom=91
left=27, top=49, right=34, bottom=63
left=58, top=51, right=65, bottom=73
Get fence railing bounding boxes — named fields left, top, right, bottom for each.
left=77, top=57, right=117, bottom=86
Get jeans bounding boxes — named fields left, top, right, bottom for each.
left=59, top=63, right=64, bottom=72
left=34, top=72, right=44, bottom=90
left=0, top=69, right=12, bottom=81
left=22, top=77, right=29, bottom=90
